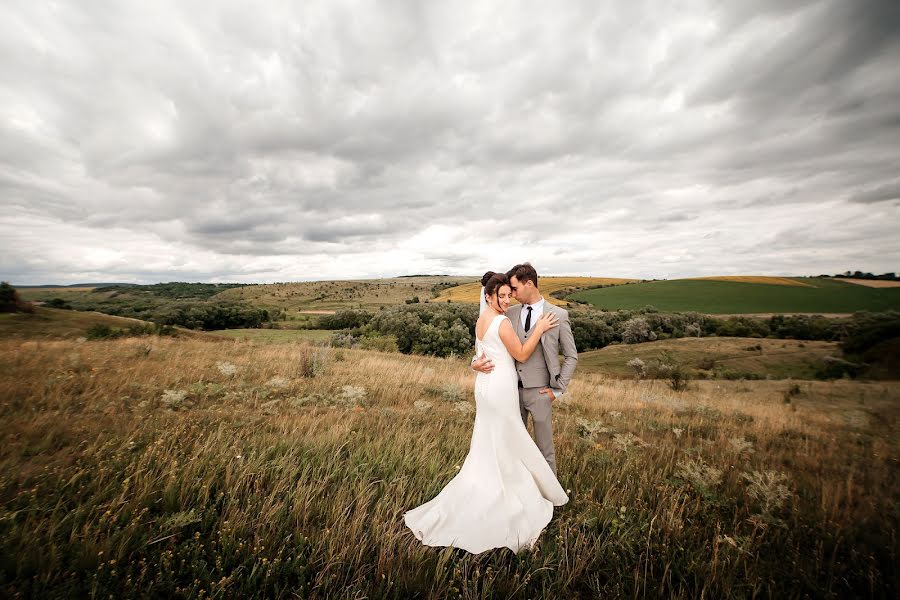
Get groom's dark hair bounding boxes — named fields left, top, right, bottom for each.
left=506, top=263, right=538, bottom=288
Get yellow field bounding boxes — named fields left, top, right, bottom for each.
left=841, top=278, right=900, bottom=288
left=687, top=276, right=814, bottom=287
left=435, top=277, right=638, bottom=306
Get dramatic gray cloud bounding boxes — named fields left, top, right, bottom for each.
left=1, top=0, right=899, bottom=285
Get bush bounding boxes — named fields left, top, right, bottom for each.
left=842, top=311, right=900, bottom=356
left=319, top=309, right=373, bottom=330
left=359, top=335, right=399, bottom=353
left=47, top=298, right=73, bottom=309
left=86, top=324, right=124, bottom=340
left=0, top=281, right=34, bottom=313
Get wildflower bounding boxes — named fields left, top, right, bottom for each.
left=413, top=400, right=433, bottom=411
left=741, top=470, right=792, bottom=515
left=675, top=457, right=723, bottom=492
left=728, top=436, right=754, bottom=454
left=576, top=417, right=611, bottom=439
left=612, top=432, right=645, bottom=451
left=672, top=427, right=684, bottom=438
left=216, top=361, right=238, bottom=376
left=338, top=385, right=367, bottom=405
left=265, top=376, right=289, bottom=388
left=160, top=389, right=187, bottom=409
left=453, top=401, right=474, bottom=415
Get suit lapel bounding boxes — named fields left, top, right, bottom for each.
left=510, top=305, right=525, bottom=341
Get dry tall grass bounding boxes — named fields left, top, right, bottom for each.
left=1, top=337, right=897, bottom=598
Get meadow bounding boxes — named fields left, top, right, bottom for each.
left=577, top=337, right=841, bottom=380
left=1, top=335, right=897, bottom=598
left=570, top=277, right=900, bottom=314
left=214, top=277, right=475, bottom=313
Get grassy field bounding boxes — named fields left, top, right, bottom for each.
left=15, top=286, right=100, bottom=300
left=570, top=277, right=900, bottom=314
left=214, top=277, right=475, bottom=313
left=0, top=307, right=215, bottom=341
left=578, top=337, right=841, bottom=380
left=210, top=329, right=334, bottom=344
left=687, top=276, right=814, bottom=287
left=0, top=335, right=896, bottom=598
left=435, top=277, right=638, bottom=306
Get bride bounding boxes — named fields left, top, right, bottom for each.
left=404, top=272, right=569, bottom=554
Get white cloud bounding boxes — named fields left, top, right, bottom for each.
left=1, top=0, right=898, bottom=284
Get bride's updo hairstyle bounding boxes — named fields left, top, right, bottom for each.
left=484, top=273, right=510, bottom=298
left=481, top=271, right=496, bottom=287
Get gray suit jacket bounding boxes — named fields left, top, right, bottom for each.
left=507, top=300, right=578, bottom=396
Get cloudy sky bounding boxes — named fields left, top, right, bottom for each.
left=2, top=0, right=899, bottom=285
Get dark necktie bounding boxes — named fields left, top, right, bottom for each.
left=524, top=306, right=533, bottom=332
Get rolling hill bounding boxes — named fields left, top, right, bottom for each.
left=434, top=277, right=638, bottom=306
left=569, top=277, right=900, bottom=314
left=0, top=307, right=218, bottom=341
left=577, top=336, right=841, bottom=380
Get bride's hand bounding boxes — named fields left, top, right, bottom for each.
left=534, top=312, right=559, bottom=334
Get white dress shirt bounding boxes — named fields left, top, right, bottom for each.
left=519, top=297, right=545, bottom=331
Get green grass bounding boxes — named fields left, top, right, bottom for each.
left=210, top=328, right=333, bottom=344
left=578, top=337, right=841, bottom=380
left=570, top=277, right=900, bottom=314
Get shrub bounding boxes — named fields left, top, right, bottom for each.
left=622, top=317, right=657, bottom=344
left=0, top=281, right=34, bottom=313
left=359, top=335, right=399, bottom=353
left=318, top=309, right=372, bottom=330
left=626, top=358, right=646, bottom=379
left=47, top=298, right=72, bottom=309
left=86, top=324, right=124, bottom=340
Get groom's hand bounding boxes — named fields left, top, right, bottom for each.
left=539, top=387, right=556, bottom=401
left=472, top=355, right=495, bottom=373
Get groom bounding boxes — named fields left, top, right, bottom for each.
left=473, top=263, right=578, bottom=475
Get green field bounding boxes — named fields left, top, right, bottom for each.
left=570, top=278, right=900, bottom=314
left=578, top=336, right=841, bottom=380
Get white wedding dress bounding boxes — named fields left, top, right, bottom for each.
left=404, top=314, right=569, bottom=554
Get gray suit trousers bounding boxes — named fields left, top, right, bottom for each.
left=519, top=386, right=557, bottom=475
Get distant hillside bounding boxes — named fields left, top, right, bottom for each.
left=569, top=277, right=900, bottom=314
left=11, top=283, right=140, bottom=288
left=578, top=336, right=842, bottom=380
left=435, top=277, right=638, bottom=306
left=214, top=276, right=476, bottom=311
left=0, top=306, right=219, bottom=341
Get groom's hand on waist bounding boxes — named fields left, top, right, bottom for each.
left=539, top=387, right=557, bottom=401
left=471, top=355, right=495, bottom=373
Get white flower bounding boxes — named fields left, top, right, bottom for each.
left=216, top=361, right=238, bottom=376
left=265, top=376, right=289, bottom=388
left=339, top=385, right=367, bottom=404
left=612, top=432, right=645, bottom=451
left=672, top=427, right=684, bottom=438
left=160, top=389, right=187, bottom=409
left=728, top=436, right=754, bottom=454
left=453, top=401, right=474, bottom=414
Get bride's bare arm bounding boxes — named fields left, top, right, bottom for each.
left=498, top=314, right=558, bottom=362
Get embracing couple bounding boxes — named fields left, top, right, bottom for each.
left=404, top=263, right=579, bottom=554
